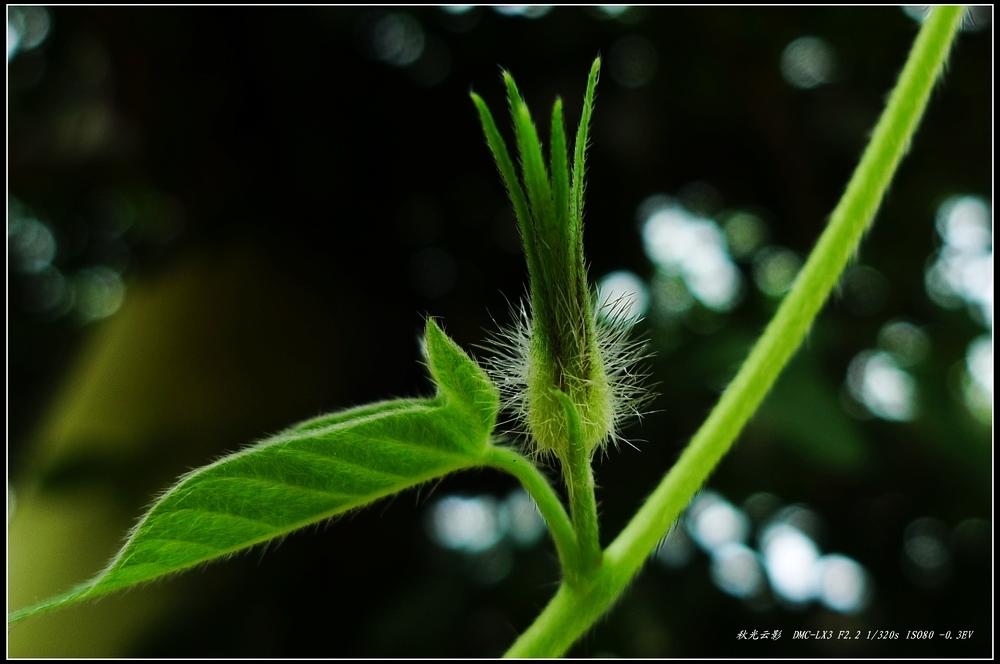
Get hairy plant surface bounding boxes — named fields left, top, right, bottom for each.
left=8, top=6, right=978, bottom=658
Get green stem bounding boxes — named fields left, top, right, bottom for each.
left=553, top=389, right=602, bottom=576
left=484, top=445, right=581, bottom=582
left=505, top=6, right=965, bottom=657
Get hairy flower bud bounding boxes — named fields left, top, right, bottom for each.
left=473, top=59, right=647, bottom=464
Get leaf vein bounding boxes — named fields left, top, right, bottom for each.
left=192, top=473, right=375, bottom=499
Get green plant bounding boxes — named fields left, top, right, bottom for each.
left=8, top=7, right=966, bottom=656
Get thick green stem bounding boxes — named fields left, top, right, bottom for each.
left=505, top=6, right=965, bottom=657
left=553, top=390, right=603, bottom=575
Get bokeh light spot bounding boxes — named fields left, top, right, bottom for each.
left=428, top=495, right=503, bottom=553
left=814, top=554, right=870, bottom=614
left=780, top=36, right=836, bottom=89
left=710, top=543, right=766, bottom=599
left=902, top=517, right=952, bottom=588
left=847, top=350, right=917, bottom=421
left=642, top=198, right=742, bottom=312
left=7, top=16, right=21, bottom=60
left=23, top=266, right=74, bottom=317
left=686, top=491, right=750, bottom=552
left=951, top=517, right=990, bottom=559
left=962, top=335, right=992, bottom=423
left=723, top=211, right=768, bottom=261
left=666, top=492, right=873, bottom=613
left=73, top=266, right=126, bottom=323
left=937, top=195, right=991, bottom=251
left=742, top=492, right=782, bottom=526
left=597, top=270, right=649, bottom=323
left=926, top=195, right=992, bottom=327
left=609, top=35, right=659, bottom=89
left=369, top=12, right=425, bottom=67
left=877, top=320, right=930, bottom=368
left=760, top=522, right=820, bottom=604
left=501, top=489, right=546, bottom=548
left=753, top=247, right=801, bottom=297
left=406, top=36, right=451, bottom=87
left=965, top=335, right=992, bottom=396
left=425, top=491, right=544, bottom=586
left=596, top=6, right=632, bottom=19
left=7, top=6, right=50, bottom=60
left=655, top=524, right=696, bottom=569
left=493, top=6, right=553, bottom=19
left=840, top=264, right=890, bottom=316
left=8, top=216, right=57, bottom=274
left=651, top=273, right=694, bottom=316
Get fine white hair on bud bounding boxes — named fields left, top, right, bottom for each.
left=592, top=292, right=655, bottom=452
left=481, top=294, right=651, bottom=460
left=473, top=57, right=652, bottom=464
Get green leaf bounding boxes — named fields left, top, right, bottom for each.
left=9, top=319, right=499, bottom=624
left=549, top=98, right=570, bottom=234
left=570, top=57, right=600, bottom=240
left=469, top=91, right=534, bottom=264
left=423, top=317, right=500, bottom=439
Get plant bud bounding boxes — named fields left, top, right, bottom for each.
left=473, top=59, right=646, bottom=464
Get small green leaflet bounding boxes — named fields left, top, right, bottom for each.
left=8, top=319, right=499, bottom=623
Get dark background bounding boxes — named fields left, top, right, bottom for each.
left=7, top=7, right=991, bottom=657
